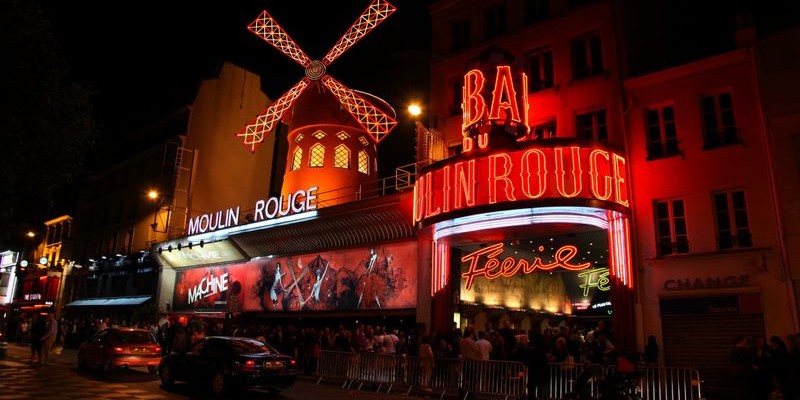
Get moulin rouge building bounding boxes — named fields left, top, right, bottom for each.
left=147, top=2, right=798, bottom=395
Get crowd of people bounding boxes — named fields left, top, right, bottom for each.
left=731, top=334, right=800, bottom=400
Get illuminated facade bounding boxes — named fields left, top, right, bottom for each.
left=424, top=0, right=635, bottom=350
left=424, top=2, right=798, bottom=398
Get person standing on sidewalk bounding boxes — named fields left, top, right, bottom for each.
left=40, top=313, right=58, bottom=365
left=29, top=314, right=46, bottom=364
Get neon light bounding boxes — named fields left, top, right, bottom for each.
left=577, top=268, right=611, bottom=296
left=454, top=160, right=476, bottom=210
left=589, top=149, right=612, bottom=201
left=463, top=69, right=486, bottom=130
left=433, top=207, right=609, bottom=242
left=432, top=241, right=450, bottom=295
left=463, top=137, right=474, bottom=152
left=520, top=149, right=546, bottom=199
left=442, top=165, right=452, bottom=213
left=461, top=242, right=592, bottom=290
left=415, top=145, right=628, bottom=224
left=606, top=210, right=633, bottom=288
left=554, top=146, right=582, bottom=198
left=425, top=171, right=441, bottom=217
left=613, top=154, right=629, bottom=207
left=477, top=132, right=489, bottom=149
left=461, top=66, right=530, bottom=140
left=184, top=210, right=318, bottom=245
left=488, top=153, right=516, bottom=204
left=236, top=0, right=398, bottom=152
left=488, top=66, right=521, bottom=123
left=413, top=174, right=424, bottom=223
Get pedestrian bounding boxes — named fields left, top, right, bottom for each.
left=29, top=314, right=47, bottom=364
left=40, top=313, right=58, bottom=365
left=418, top=335, right=435, bottom=392
left=643, top=335, right=659, bottom=365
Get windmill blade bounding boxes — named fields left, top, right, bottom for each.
left=249, top=10, right=312, bottom=67
left=235, top=78, right=311, bottom=152
left=321, top=75, right=397, bottom=144
left=322, top=0, right=396, bottom=66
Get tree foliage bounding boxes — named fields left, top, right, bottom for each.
left=0, top=0, right=94, bottom=248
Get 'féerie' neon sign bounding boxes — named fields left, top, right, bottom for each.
left=461, top=242, right=591, bottom=290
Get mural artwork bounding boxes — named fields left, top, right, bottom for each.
left=172, top=241, right=417, bottom=312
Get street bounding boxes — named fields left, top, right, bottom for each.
left=0, top=343, right=422, bottom=400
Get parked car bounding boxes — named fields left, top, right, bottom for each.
left=158, top=336, right=298, bottom=396
left=77, top=327, right=162, bottom=373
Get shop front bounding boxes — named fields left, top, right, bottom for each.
left=155, top=194, right=419, bottom=332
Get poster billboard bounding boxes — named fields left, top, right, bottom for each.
left=171, top=241, right=417, bottom=312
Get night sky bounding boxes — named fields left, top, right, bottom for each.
left=39, top=0, right=432, bottom=173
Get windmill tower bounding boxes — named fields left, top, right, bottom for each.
left=235, top=0, right=398, bottom=207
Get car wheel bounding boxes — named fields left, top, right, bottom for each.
left=159, top=365, right=175, bottom=387
left=147, top=366, right=157, bottom=374
left=211, top=371, right=227, bottom=396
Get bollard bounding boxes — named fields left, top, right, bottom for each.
left=0, top=341, right=7, bottom=358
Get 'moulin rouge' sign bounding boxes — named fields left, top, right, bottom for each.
left=414, top=144, right=629, bottom=224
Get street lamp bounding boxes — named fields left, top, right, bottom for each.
left=148, top=189, right=168, bottom=233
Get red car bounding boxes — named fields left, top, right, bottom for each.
left=78, top=327, right=162, bottom=373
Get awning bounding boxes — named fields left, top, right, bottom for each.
left=65, top=295, right=152, bottom=307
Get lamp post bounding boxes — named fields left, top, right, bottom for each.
left=148, top=189, right=168, bottom=236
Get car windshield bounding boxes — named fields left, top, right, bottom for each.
left=117, top=331, right=155, bottom=344
left=229, top=339, right=277, bottom=355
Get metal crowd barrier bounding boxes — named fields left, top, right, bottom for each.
left=545, top=362, right=606, bottom=399
left=606, top=364, right=703, bottom=400
left=316, top=351, right=703, bottom=400
left=460, top=358, right=527, bottom=400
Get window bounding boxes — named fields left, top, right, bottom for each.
left=646, top=106, right=679, bottom=159
left=654, top=199, right=689, bottom=256
left=450, top=78, right=463, bottom=116
left=313, top=130, right=326, bottom=139
left=713, top=190, right=752, bottom=250
left=309, top=143, right=325, bottom=167
left=701, top=92, right=738, bottom=149
left=525, top=0, right=550, bottom=23
left=484, top=4, right=506, bottom=39
left=450, top=19, right=470, bottom=52
left=358, top=136, right=369, bottom=146
left=334, top=145, right=350, bottom=169
left=530, top=119, right=556, bottom=140
left=571, top=33, right=603, bottom=79
left=358, top=151, right=369, bottom=174
left=576, top=109, right=607, bottom=141
left=295, top=134, right=304, bottom=143
left=336, top=131, right=350, bottom=140
left=291, top=147, right=303, bottom=171
left=527, top=48, right=554, bottom=93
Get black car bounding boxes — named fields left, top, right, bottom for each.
left=158, top=336, right=298, bottom=396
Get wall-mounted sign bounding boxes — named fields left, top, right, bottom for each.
left=172, top=241, right=418, bottom=312
left=156, top=240, right=247, bottom=269
left=462, top=65, right=529, bottom=147
left=187, top=186, right=318, bottom=235
left=414, top=144, right=628, bottom=224
left=458, top=241, right=610, bottom=316
left=461, top=242, right=591, bottom=290
left=24, top=293, right=41, bottom=300
left=663, top=275, right=750, bottom=291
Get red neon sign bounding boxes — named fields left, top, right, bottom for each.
left=462, top=67, right=530, bottom=141
left=413, top=145, right=629, bottom=224
left=460, top=242, right=591, bottom=290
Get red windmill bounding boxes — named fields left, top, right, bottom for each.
left=235, top=0, right=398, bottom=153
